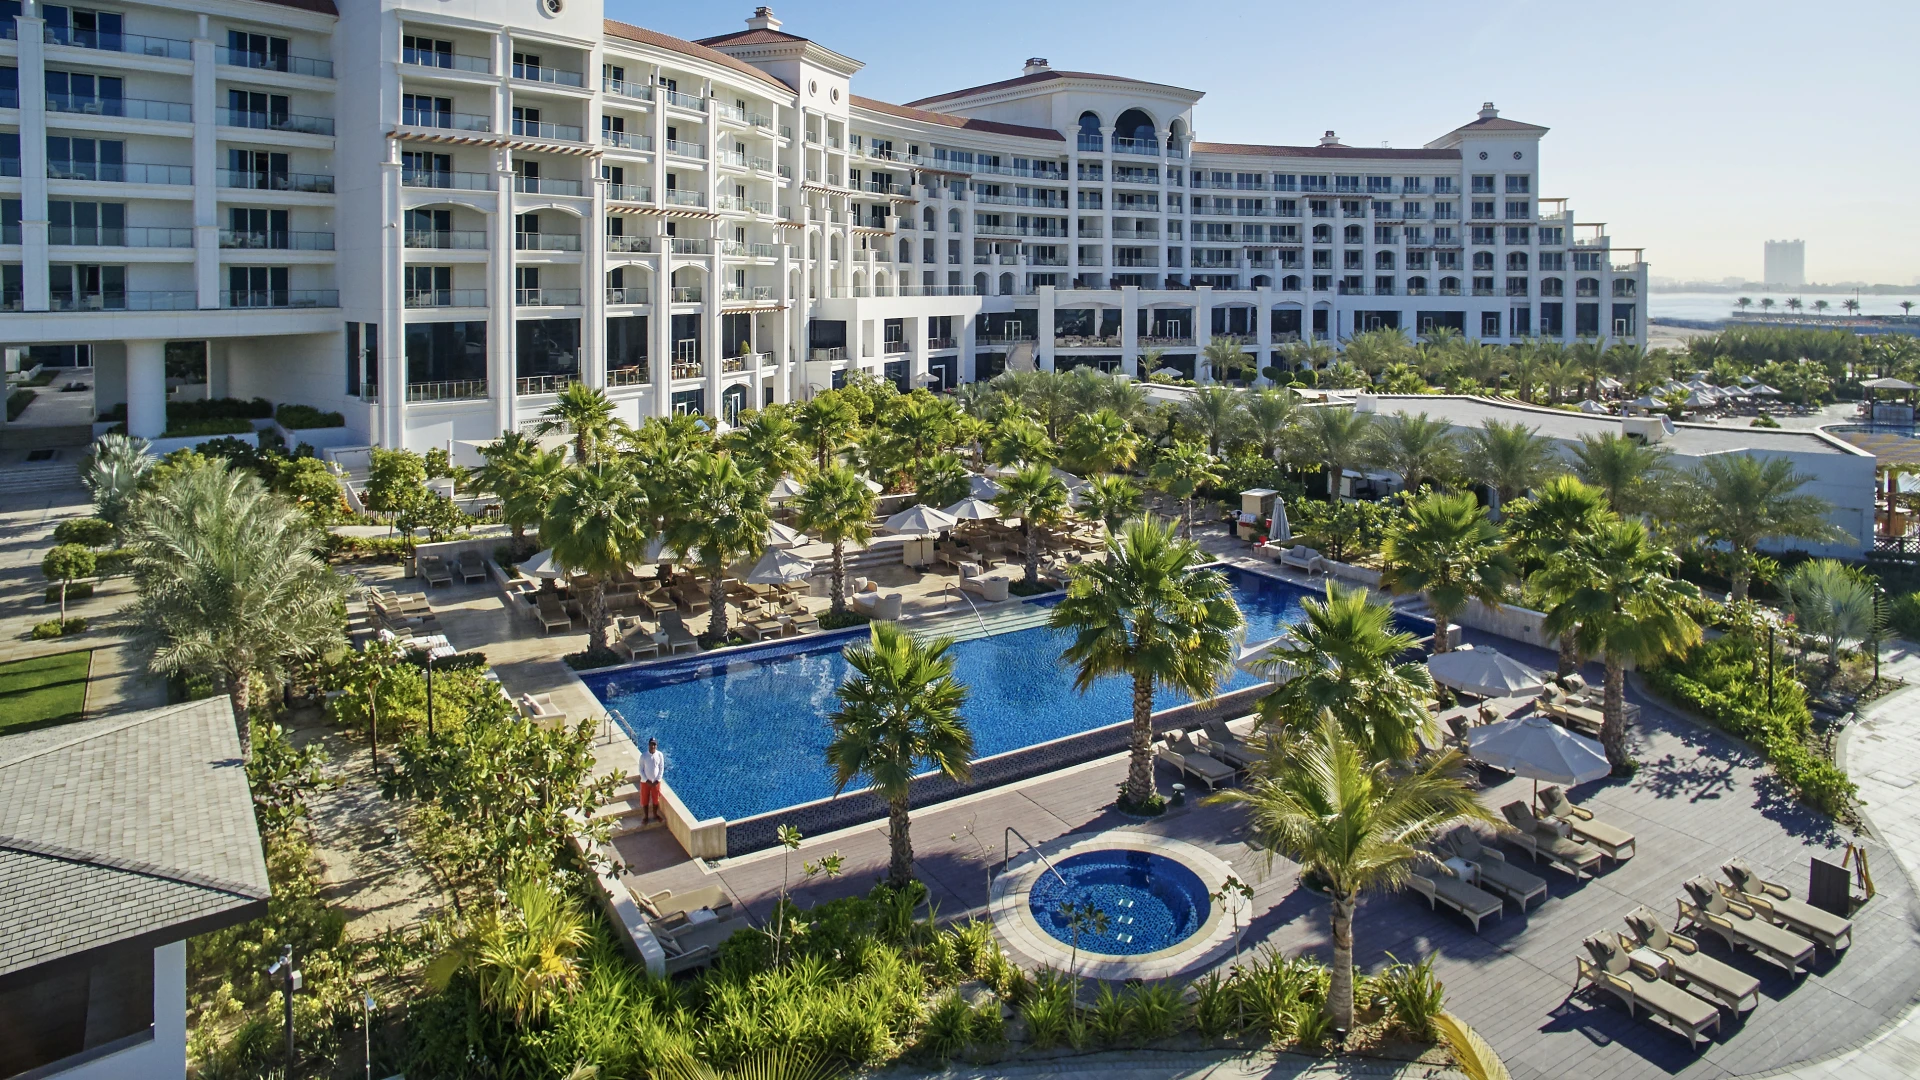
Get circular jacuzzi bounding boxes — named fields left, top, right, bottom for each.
left=1028, top=849, right=1212, bottom=955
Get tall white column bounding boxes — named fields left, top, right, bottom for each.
left=1194, top=285, right=1214, bottom=382
left=191, top=29, right=221, bottom=307
left=650, top=247, right=671, bottom=418
left=18, top=15, right=49, bottom=311
left=1120, top=285, right=1140, bottom=378
left=151, top=942, right=187, bottom=1080
left=127, top=339, right=167, bottom=439
left=1036, top=286, right=1055, bottom=371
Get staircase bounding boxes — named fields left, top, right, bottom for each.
left=910, top=600, right=1055, bottom=644
left=595, top=773, right=667, bottom=839
left=0, top=460, right=84, bottom=496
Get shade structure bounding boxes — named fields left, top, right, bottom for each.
left=1428, top=648, right=1548, bottom=699
left=765, top=521, right=809, bottom=548
left=1467, top=714, right=1610, bottom=795
left=1578, top=399, right=1611, bottom=415
left=1749, top=384, right=1781, bottom=396
left=1862, top=377, right=1919, bottom=390
left=1234, top=636, right=1285, bottom=676
left=518, top=549, right=568, bottom=578
left=942, top=496, right=1001, bottom=521
left=1151, top=367, right=1183, bottom=379
left=1050, top=467, right=1090, bottom=494
left=1629, top=395, right=1663, bottom=410
left=967, top=473, right=1003, bottom=500
left=640, top=536, right=683, bottom=564
left=884, top=503, right=959, bottom=534
left=746, top=548, right=816, bottom=585
left=768, top=475, right=806, bottom=501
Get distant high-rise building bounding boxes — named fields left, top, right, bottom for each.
left=1765, top=240, right=1806, bottom=287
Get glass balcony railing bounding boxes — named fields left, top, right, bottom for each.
left=669, top=286, right=702, bottom=303
left=511, top=119, right=583, bottom=142
left=664, top=139, right=705, bottom=159
left=661, top=88, right=705, bottom=111
left=668, top=237, right=709, bottom=255
left=605, top=287, right=649, bottom=304
left=606, top=235, right=653, bottom=253
left=516, top=373, right=576, bottom=395
left=218, top=229, right=335, bottom=250
left=49, top=290, right=196, bottom=311
left=403, top=47, right=491, bottom=74
left=53, top=162, right=193, bottom=185
left=402, top=169, right=489, bottom=191
left=510, top=62, right=584, bottom=88
left=220, top=169, right=332, bottom=192
left=601, top=77, right=652, bottom=101
left=217, top=46, right=334, bottom=78
left=404, top=230, right=487, bottom=250
left=405, top=289, right=487, bottom=308
left=48, top=95, right=191, bottom=122
left=607, top=365, right=649, bottom=387
left=53, top=226, right=194, bottom=247
left=514, top=288, right=581, bottom=306
left=514, top=232, right=580, bottom=251
left=223, top=289, right=339, bottom=309
left=45, top=26, right=191, bottom=59
left=606, top=184, right=652, bottom=203
left=402, top=108, right=491, bottom=132
left=661, top=189, right=706, bottom=208
left=218, top=109, right=335, bottom=136
left=512, top=176, right=582, bottom=196
left=600, top=129, right=652, bottom=151
left=407, top=379, right=488, bottom=402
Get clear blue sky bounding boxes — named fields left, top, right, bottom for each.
left=614, top=0, right=1917, bottom=286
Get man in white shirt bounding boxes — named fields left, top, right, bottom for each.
left=637, top=737, right=665, bottom=825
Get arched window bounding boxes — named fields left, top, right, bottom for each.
left=1540, top=277, right=1563, bottom=297
left=898, top=239, right=911, bottom=263
left=973, top=272, right=988, bottom=295
left=1078, top=111, right=1101, bottom=137
left=1407, top=275, right=1428, bottom=294
left=808, top=234, right=820, bottom=259
left=1281, top=274, right=1301, bottom=292
left=923, top=206, right=936, bottom=229
left=998, top=272, right=1014, bottom=295
left=1440, top=276, right=1460, bottom=293
left=1375, top=251, right=1395, bottom=270
left=1344, top=224, right=1363, bottom=244
left=721, top=384, right=748, bottom=425
left=948, top=208, right=961, bottom=231
left=1612, top=278, right=1637, bottom=297
left=1576, top=277, right=1600, bottom=297
left=1507, top=251, right=1529, bottom=271
left=1113, top=108, right=1155, bottom=144
left=1166, top=117, right=1188, bottom=153
left=1251, top=275, right=1270, bottom=288
left=830, top=234, right=843, bottom=260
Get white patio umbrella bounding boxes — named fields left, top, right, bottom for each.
left=1233, top=635, right=1286, bottom=676
left=1466, top=714, right=1611, bottom=801
left=746, top=547, right=816, bottom=585
left=1861, top=377, right=1919, bottom=390
left=968, top=473, right=1004, bottom=499
left=1578, top=399, right=1611, bottom=414
left=1750, top=384, right=1782, bottom=397
left=1428, top=648, right=1548, bottom=699
left=943, top=496, right=1001, bottom=521
left=518, top=549, right=568, bottom=578
left=1151, top=366, right=1183, bottom=379
left=640, top=536, right=683, bottom=564
left=861, top=476, right=884, bottom=494
left=765, top=521, right=809, bottom=548
left=768, top=475, right=806, bottom=501
left=1629, top=395, right=1664, bottom=410
left=1051, top=467, right=1090, bottom=494
left=884, top=503, right=959, bottom=534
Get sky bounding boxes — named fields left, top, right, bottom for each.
left=613, top=0, right=1917, bottom=286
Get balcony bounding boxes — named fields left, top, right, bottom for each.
left=47, top=225, right=193, bottom=248
left=402, top=107, right=490, bottom=133
left=979, top=332, right=1034, bottom=346
left=510, top=62, right=584, bottom=88
left=721, top=285, right=774, bottom=304
left=606, top=183, right=653, bottom=203
left=223, top=289, right=339, bottom=309
left=405, top=289, right=486, bottom=308
left=514, top=288, right=580, bottom=306
left=405, top=230, right=486, bottom=250
left=48, top=290, right=195, bottom=311
left=720, top=355, right=750, bottom=372
left=516, top=373, right=575, bottom=395
left=662, top=190, right=707, bottom=208
left=601, top=130, right=652, bottom=152
left=1139, top=334, right=1193, bottom=347
left=1111, top=137, right=1158, bottom=156
left=219, top=229, right=334, bottom=250
left=669, top=286, right=703, bottom=303
left=513, top=176, right=583, bottom=196
left=601, top=76, right=652, bottom=101
left=512, top=119, right=584, bottom=142
left=44, top=26, right=191, bottom=59
left=1077, top=133, right=1103, bottom=153
left=220, top=108, right=335, bottom=136
left=747, top=242, right=784, bottom=258
left=48, top=95, right=192, bottom=123
left=608, top=365, right=649, bottom=387
left=661, top=89, right=706, bottom=112
left=606, top=234, right=653, bottom=253
left=669, top=237, right=710, bottom=255
left=671, top=359, right=704, bottom=380
left=403, top=47, right=490, bottom=74
left=399, top=169, right=487, bottom=192
left=214, top=46, right=335, bottom=80
left=514, top=232, right=581, bottom=252
left=406, top=379, right=488, bottom=403
left=606, top=287, right=649, bottom=304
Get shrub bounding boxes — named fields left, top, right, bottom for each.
left=1376, top=951, right=1444, bottom=1041
left=32, top=617, right=86, bottom=638
left=1888, top=591, right=1920, bottom=641
left=917, top=991, right=971, bottom=1061
left=53, top=517, right=115, bottom=548
left=165, top=418, right=255, bottom=438
left=817, top=610, right=870, bottom=631
left=7, top=388, right=32, bottom=421
left=275, top=403, right=346, bottom=429
left=94, top=548, right=137, bottom=576
left=171, top=396, right=273, bottom=421
left=1126, top=981, right=1186, bottom=1042
left=1019, top=977, right=1071, bottom=1048
left=44, top=582, right=94, bottom=603
left=564, top=647, right=625, bottom=671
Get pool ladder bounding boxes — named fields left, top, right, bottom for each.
left=1003, top=826, right=1070, bottom=890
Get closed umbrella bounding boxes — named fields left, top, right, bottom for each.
left=1428, top=648, right=1548, bottom=699
left=943, top=497, right=1001, bottom=521
left=765, top=521, right=809, bottom=548
left=1466, top=714, right=1610, bottom=801
left=746, top=548, right=815, bottom=585
left=1269, top=497, right=1291, bottom=543
left=884, top=503, right=959, bottom=534
left=518, top=549, right=568, bottom=579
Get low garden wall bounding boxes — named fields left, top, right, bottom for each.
left=1454, top=598, right=1554, bottom=650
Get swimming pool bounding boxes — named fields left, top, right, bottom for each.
left=581, top=565, right=1319, bottom=823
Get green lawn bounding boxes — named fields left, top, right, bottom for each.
left=0, top=650, right=92, bottom=735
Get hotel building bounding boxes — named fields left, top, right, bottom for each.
left=0, top=0, right=1648, bottom=452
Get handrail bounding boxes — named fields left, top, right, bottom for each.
left=1004, top=826, right=1069, bottom=890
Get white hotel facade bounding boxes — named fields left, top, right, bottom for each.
left=0, top=0, right=1649, bottom=452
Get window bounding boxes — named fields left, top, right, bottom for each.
left=405, top=265, right=450, bottom=303
left=1367, top=175, right=1393, bottom=193
left=1613, top=278, right=1637, bottom=297
left=1472, top=226, right=1496, bottom=245
left=1576, top=277, right=1600, bottom=297
left=227, top=206, right=288, bottom=248
left=1311, top=224, right=1331, bottom=243
left=1342, top=250, right=1363, bottom=269
left=1540, top=278, right=1564, bottom=297
left=1573, top=251, right=1604, bottom=271
left=227, top=89, right=290, bottom=128
left=1507, top=251, right=1528, bottom=271
left=48, top=199, right=124, bottom=244
left=1434, top=201, right=1456, bottom=220
left=1436, top=251, right=1460, bottom=270
left=1301, top=174, right=1328, bottom=192
left=46, top=136, right=123, bottom=181
left=1505, top=226, right=1530, bottom=245
left=1471, top=175, right=1495, bottom=194
left=512, top=51, right=543, bottom=80
left=516, top=318, right=581, bottom=381
left=1541, top=303, right=1564, bottom=336
left=1506, top=174, right=1531, bottom=193
left=227, top=30, right=289, bottom=71
left=1273, top=173, right=1297, bottom=191
left=228, top=265, right=288, bottom=307
left=1539, top=227, right=1564, bottom=246
left=1374, top=251, right=1394, bottom=270
left=404, top=35, right=453, bottom=68
left=1481, top=311, right=1502, bottom=336
left=1506, top=277, right=1529, bottom=296
left=1473, top=275, right=1495, bottom=294
left=1373, top=226, right=1395, bottom=245
left=49, top=262, right=124, bottom=308
left=1612, top=303, right=1637, bottom=335
left=1471, top=200, right=1495, bottom=219
left=402, top=93, right=450, bottom=128
left=42, top=5, right=123, bottom=49
left=406, top=321, right=487, bottom=386
left=1406, top=251, right=1429, bottom=270
left=1434, top=176, right=1455, bottom=194
left=1472, top=251, right=1494, bottom=271
left=1335, top=175, right=1361, bottom=192
left=45, top=69, right=122, bottom=113
left=1374, top=275, right=1395, bottom=293
left=1343, top=224, right=1363, bottom=244
left=1311, top=250, right=1331, bottom=269
left=1505, top=200, right=1530, bottom=220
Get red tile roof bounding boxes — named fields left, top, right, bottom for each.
left=1445, top=115, right=1549, bottom=135
left=695, top=28, right=810, bottom=47
left=906, top=69, right=1194, bottom=108
left=603, top=20, right=792, bottom=91
left=1191, top=141, right=1460, bottom=161
left=850, top=96, right=1064, bottom=142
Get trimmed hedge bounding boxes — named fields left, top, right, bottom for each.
left=275, top=403, right=346, bottom=430
left=164, top=417, right=255, bottom=437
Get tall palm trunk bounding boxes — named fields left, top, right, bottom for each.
left=1431, top=607, right=1453, bottom=654
left=887, top=794, right=914, bottom=887
left=1124, top=670, right=1155, bottom=808
left=1600, top=657, right=1628, bottom=769
left=1329, top=893, right=1357, bottom=1032
left=228, top=665, right=253, bottom=753
left=830, top=540, right=849, bottom=615
left=1556, top=630, right=1578, bottom=679
left=1023, top=523, right=1040, bottom=586
left=584, top=577, right=611, bottom=652
left=707, top=565, right=731, bottom=641
left=1730, top=555, right=1754, bottom=603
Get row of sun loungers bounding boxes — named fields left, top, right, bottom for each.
left=625, top=883, right=750, bottom=975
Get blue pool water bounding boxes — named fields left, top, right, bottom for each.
left=1027, top=849, right=1211, bottom=955
left=581, top=566, right=1317, bottom=822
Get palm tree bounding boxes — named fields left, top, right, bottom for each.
left=1380, top=492, right=1513, bottom=654
left=1202, top=335, right=1253, bottom=384
left=1736, top=297, right=1752, bottom=313
left=1077, top=474, right=1143, bottom=535
left=81, top=432, right=154, bottom=542
left=1902, top=301, right=1915, bottom=321
left=1297, top=406, right=1375, bottom=501
left=1283, top=339, right=1337, bottom=376
left=1254, top=582, right=1436, bottom=761
left=723, top=404, right=810, bottom=482
left=994, top=463, right=1071, bottom=587
left=428, top=874, right=591, bottom=1025
left=1505, top=342, right=1545, bottom=403
left=535, top=383, right=625, bottom=464
left=468, top=432, right=567, bottom=551
left=125, top=459, right=349, bottom=748
left=1679, top=455, right=1844, bottom=601
left=986, top=415, right=1054, bottom=470
left=1060, top=408, right=1140, bottom=476
left=795, top=391, right=861, bottom=471
left=1369, top=412, right=1459, bottom=494
left=1178, top=385, right=1245, bottom=458
left=1534, top=518, right=1701, bottom=769
left=1786, top=297, right=1803, bottom=315
left=1843, top=298, right=1861, bottom=318
left=1052, top=517, right=1242, bottom=810
left=1570, top=432, right=1670, bottom=515
left=1502, top=476, right=1615, bottom=676
left=1812, top=300, right=1830, bottom=317
left=1570, top=339, right=1608, bottom=401
left=1760, top=298, right=1776, bottom=314
left=791, top=465, right=876, bottom=616
left=912, top=452, right=973, bottom=508
left=1242, top=387, right=1299, bottom=462
left=665, top=452, right=771, bottom=641
left=1208, top=716, right=1493, bottom=1032
left=827, top=622, right=973, bottom=887
left=1780, top=559, right=1882, bottom=681
left=543, top=466, right=648, bottom=653
left=1344, top=327, right=1416, bottom=377
left=1147, top=441, right=1221, bottom=539
left=1458, top=419, right=1560, bottom=517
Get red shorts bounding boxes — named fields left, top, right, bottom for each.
left=639, top=780, right=662, bottom=808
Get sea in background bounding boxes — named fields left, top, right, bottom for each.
left=1651, top=292, right=1920, bottom=322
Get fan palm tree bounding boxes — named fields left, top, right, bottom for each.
left=986, top=415, right=1054, bottom=470
left=1458, top=419, right=1561, bottom=517
left=665, top=452, right=771, bottom=641
left=1203, top=335, right=1254, bottom=384
left=1843, top=298, right=1860, bottom=318
left=1534, top=518, right=1701, bottom=768
left=1052, top=517, right=1242, bottom=810
left=1504, top=342, right=1546, bottom=403
left=535, top=383, right=625, bottom=464
left=1570, top=432, right=1670, bottom=515
left=827, top=622, right=973, bottom=887
left=427, top=874, right=591, bottom=1026
left=125, top=459, right=349, bottom=748
left=1901, top=301, right=1914, bottom=320
left=1297, top=406, right=1375, bottom=500
left=1207, top=716, right=1493, bottom=1032
left=795, top=390, right=861, bottom=470
left=468, top=432, right=568, bottom=551
left=1760, top=298, right=1776, bottom=313
left=1369, top=412, right=1459, bottom=494
left=1147, top=441, right=1221, bottom=539
left=1253, top=581, right=1437, bottom=760
left=1786, top=297, right=1803, bottom=314
left=1678, top=455, right=1844, bottom=601
left=791, top=465, right=876, bottom=616
left=994, top=463, right=1071, bottom=587
left=1178, top=385, right=1245, bottom=458
left=1735, top=297, right=1752, bottom=313
left=1570, top=339, right=1608, bottom=401
left=1077, top=474, right=1143, bottom=535
left=1242, top=387, right=1299, bottom=462
left=1060, top=407, right=1141, bottom=476
left=81, top=432, right=154, bottom=542
left=1344, top=327, right=1415, bottom=377
left=722, top=403, right=809, bottom=483
left=911, top=452, right=973, bottom=509
left=1380, top=492, right=1513, bottom=655
left=1780, top=558, right=1883, bottom=680
left=1502, top=476, right=1615, bottom=675
left=1813, top=299, right=1830, bottom=317
left=1282, top=339, right=1337, bottom=376
left=543, top=465, right=649, bottom=653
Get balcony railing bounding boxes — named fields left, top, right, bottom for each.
left=747, top=242, right=783, bottom=258
left=606, top=235, right=653, bottom=253
left=220, top=169, right=332, bottom=193
left=1111, top=137, right=1158, bottom=156
left=672, top=360, right=704, bottom=380
left=661, top=89, right=706, bottom=111
left=720, top=355, right=750, bottom=372
left=608, top=365, right=649, bottom=387
left=715, top=149, right=747, bottom=169
left=403, top=47, right=490, bottom=74
left=49, top=225, right=193, bottom=247
left=401, top=169, right=489, bottom=191
left=601, top=77, right=652, bottom=101
left=54, top=161, right=193, bottom=185
left=404, top=230, right=487, bottom=250
left=669, top=237, right=709, bottom=255
left=514, top=232, right=581, bottom=251
left=669, top=286, right=702, bottom=303
left=402, top=107, right=490, bottom=132
left=405, top=289, right=486, bottom=308
left=664, top=139, right=706, bottom=159
left=49, top=290, right=195, bottom=311
left=512, top=176, right=582, bottom=196
left=514, top=288, right=581, bottom=306
left=662, top=189, right=706, bottom=208
left=721, top=285, right=774, bottom=303
left=218, top=229, right=334, bottom=250
left=606, top=287, right=649, bottom=304
left=45, top=26, right=191, bottom=59
left=512, top=119, right=583, bottom=142
left=606, top=183, right=653, bottom=203
left=47, top=95, right=191, bottom=122
left=215, top=46, right=334, bottom=78
left=407, top=379, right=488, bottom=402
left=220, top=109, right=336, bottom=136
left=510, top=62, right=584, bottom=88
left=601, top=129, right=652, bottom=151
left=515, top=373, right=575, bottom=395
left=223, top=289, right=339, bottom=309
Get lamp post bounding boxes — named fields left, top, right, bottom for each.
left=266, top=946, right=301, bottom=1076
left=363, top=993, right=376, bottom=1080
left=424, top=653, right=435, bottom=740
left=1766, top=622, right=1776, bottom=709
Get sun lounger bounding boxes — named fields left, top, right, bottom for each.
left=417, top=555, right=454, bottom=587
left=664, top=624, right=699, bottom=654
left=1198, top=720, right=1268, bottom=771
left=632, top=883, right=734, bottom=921
left=1539, top=697, right=1605, bottom=738
left=519, top=693, right=565, bottom=722
left=456, top=554, right=487, bottom=583
left=1499, top=802, right=1604, bottom=878
left=1678, top=877, right=1816, bottom=975
left=956, top=572, right=1010, bottom=603
left=1537, top=785, right=1636, bottom=861
left=674, top=587, right=711, bottom=615
left=1621, top=906, right=1761, bottom=1014
left=1576, top=935, right=1722, bottom=1048
left=613, top=620, right=661, bottom=660
left=1156, top=730, right=1237, bottom=790
left=1720, top=859, right=1852, bottom=952
left=1410, top=864, right=1505, bottom=932
left=536, top=597, right=573, bottom=634
left=1440, top=827, right=1548, bottom=910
